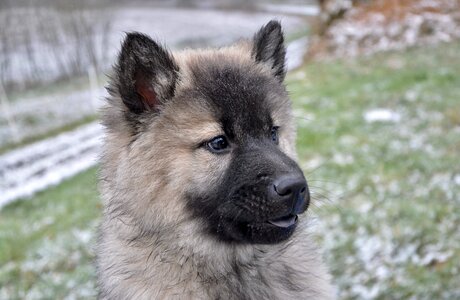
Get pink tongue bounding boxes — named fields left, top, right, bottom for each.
left=268, top=215, right=297, bottom=228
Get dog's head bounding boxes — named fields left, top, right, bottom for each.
left=103, top=21, right=309, bottom=244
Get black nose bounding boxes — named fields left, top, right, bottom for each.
left=272, top=175, right=309, bottom=214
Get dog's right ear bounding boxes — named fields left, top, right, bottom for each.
left=115, top=32, right=179, bottom=114
left=252, top=20, right=286, bottom=82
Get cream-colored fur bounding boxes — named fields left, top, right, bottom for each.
left=97, top=44, right=335, bottom=299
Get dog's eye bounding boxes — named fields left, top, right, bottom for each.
left=206, top=136, right=229, bottom=153
left=271, top=126, right=279, bottom=144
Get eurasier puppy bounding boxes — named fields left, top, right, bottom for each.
left=97, top=20, right=334, bottom=299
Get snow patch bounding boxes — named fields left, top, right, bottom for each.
left=260, top=4, right=320, bottom=17
left=287, top=37, right=309, bottom=70
left=332, top=152, right=354, bottom=166
left=364, top=109, right=401, bottom=123
left=0, top=122, right=102, bottom=208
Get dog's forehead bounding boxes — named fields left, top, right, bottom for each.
left=186, top=56, right=284, bottom=139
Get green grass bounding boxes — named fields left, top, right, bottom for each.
left=0, top=169, right=100, bottom=299
left=1, top=41, right=460, bottom=299
left=287, top=41, right=460, bottom=299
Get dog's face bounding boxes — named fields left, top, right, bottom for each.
left=105, top=21, right=309, bottom=245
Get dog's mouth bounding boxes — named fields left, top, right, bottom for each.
left=266, top=214, right=298, bottom=228
left=221, top=212, right=301, bottom=244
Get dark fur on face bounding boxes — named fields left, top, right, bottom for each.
left=184, top=57, right=308, bottom=244
left=112, top=20, right=309, bottom=245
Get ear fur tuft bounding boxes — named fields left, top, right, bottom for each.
left=252, top=20, right=286, bottom=81
left=115, top=32, right=179, bottom=114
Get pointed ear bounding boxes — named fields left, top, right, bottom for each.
left=252, top=20, right=286, bottom=81
left=116, top=32, right=179, bottom=114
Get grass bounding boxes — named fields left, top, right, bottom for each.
left=288, top=41, right=460, bottom=299
left=0, top=169, right=100, bottom=299
left=0, top=115, right=98, bottom=155
left=1, top=41, right=460, bottom=299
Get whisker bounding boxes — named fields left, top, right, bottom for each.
left=303, top=160, right=333, bottom=176
left=294, top=116, right=313, bottom=122
left=308, top=179, right=342, bottom=186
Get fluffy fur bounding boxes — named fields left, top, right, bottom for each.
left=97, top=21, right=335, bottom=299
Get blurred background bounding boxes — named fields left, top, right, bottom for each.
left=0, top=0, right=459, bottom=298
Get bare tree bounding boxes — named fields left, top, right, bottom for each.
left=0, top=1, right=113, bottom=91
left=23, top=8, right=41, bottom=82
left=37, top=9, right=72, bottom=80
left=0, top=12, right=12, bottom=87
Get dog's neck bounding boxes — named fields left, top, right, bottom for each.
left=100, top=211, right=333, bottom=299
left=113, top=211, right=291, bottom=271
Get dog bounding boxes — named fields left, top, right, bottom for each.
left=96, top=20, right=334, bottom=299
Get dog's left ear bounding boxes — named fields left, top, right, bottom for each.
left=252, top=20, right=286, bottom=82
